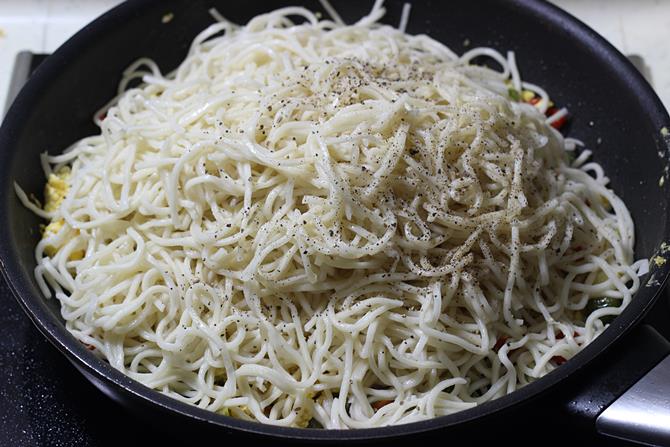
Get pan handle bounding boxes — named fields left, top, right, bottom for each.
left=562, top=324, right=670, bottom=446
left=596, top=354, right=670, bottom=445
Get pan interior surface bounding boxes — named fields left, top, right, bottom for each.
left=1, top=0, right=669, bottom=441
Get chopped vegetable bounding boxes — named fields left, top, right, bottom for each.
left=555, top=330, right=578, bottom=340
left=508, top=88, right=520, bottom=101
left=552, top=355, right=567, bottom=365
left=522, top=92, right=565, bottom=129
left=372, top=400, right=394, bottom=411
left=546, top=106, right=568, bottom=129
left=585, top=297, right=621, bottom=324
left=521, top=90, right=535, bottom=102
left=493, top=336, right=509, bottom=352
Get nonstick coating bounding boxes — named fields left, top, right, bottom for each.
left=1, top=0, right=670, bottom=443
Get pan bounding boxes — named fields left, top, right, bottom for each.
left=1, top=0, right=670, bottom=444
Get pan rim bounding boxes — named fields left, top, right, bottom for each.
left=1, top=0, right=669, bottom=441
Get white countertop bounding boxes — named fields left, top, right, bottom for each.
left=0, top=0, right=669, bottom=110
left=0, top=0, right=121, bottom=109
left=552, top=0, right=670, bottom=108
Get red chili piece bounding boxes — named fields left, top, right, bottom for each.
left=552, top=355, right=567, bottom=365
left=546, top=106, right=568, bottom=129
left=372, top=400, right=393, bottom=411
left=493, top=336, right=509, bottom=352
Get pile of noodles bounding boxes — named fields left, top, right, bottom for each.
left=18, top=1, right=644, bottom=428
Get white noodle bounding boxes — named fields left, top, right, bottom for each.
left=25, top=3, right=639, bottom=429
left=319, top=0, right=345, bottom=26
left=399, top=3, right=411, bottom=33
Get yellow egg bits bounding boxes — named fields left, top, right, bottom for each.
left=41, top=167, right=83, bottom=260
left=44, top=167, right=70, bottom=213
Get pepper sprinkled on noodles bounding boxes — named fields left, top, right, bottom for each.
left=17, top=1, right=644, bottom=429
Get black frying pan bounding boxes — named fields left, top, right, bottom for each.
left=1, top=0, right=670, bottom=444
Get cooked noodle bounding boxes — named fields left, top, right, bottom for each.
left=17, top=2, right=643, bottom=428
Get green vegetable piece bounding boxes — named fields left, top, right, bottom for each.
left=585, top=297, right=621, bottom=324
left=508, top=88, right=520, bottom=101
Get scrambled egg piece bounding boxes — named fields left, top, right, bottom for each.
left=294, top=391, right=314, bottom=428
left=42, top=219, right=70, bottom=258
left=44, top=168, right=70, bottom=212
left=521, top=90, right=535, bottom=102
left=653, top=256, right=667, bottom=267
left=41, top=167, right=83, bottom=260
